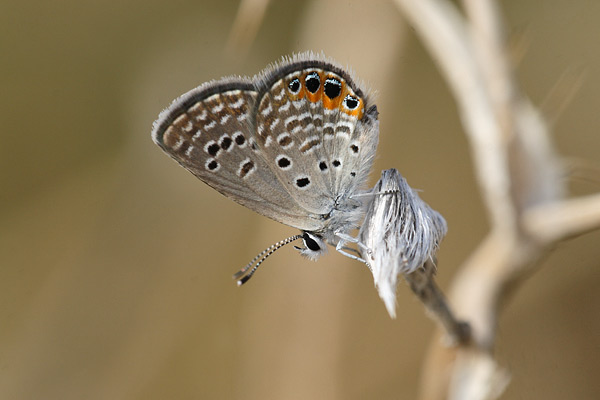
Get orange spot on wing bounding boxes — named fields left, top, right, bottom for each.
left=304, top=71, right=323, bottom=104
left=286, top=74, right=305, bottom=101
left=339, top=85, right=365, bottom=119
left=357, top=104, right=364, bottom=119
left=297, top=84, right=306, bottom=100
left=349, top=99, right=364, bottom=119
left=322, top=74, right=342, bottom=110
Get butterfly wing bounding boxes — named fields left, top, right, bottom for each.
left=252, top=55, right=380, bottom=217
left=152, top=79, right=324, bottom=231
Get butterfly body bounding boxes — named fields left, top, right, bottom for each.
left=152, top=53, right=379, bottom=263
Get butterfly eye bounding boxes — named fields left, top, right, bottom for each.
left=302, top=232, right=321, bottom=251
left=324, top=78, right=341, bottom=99
left=343, top=95, right=359, bottom=110
left=305, top=72, right=320, bottom=93
left=288, top=78, right=301, bottom=94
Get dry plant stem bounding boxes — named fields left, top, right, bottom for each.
left=394, top=0, right=517, bottom=234
left=404, top=260, right=471, bottom=345
left=523, top=193, right=600, bottom=243
left=392, top=0, right=525, bottom=349
left=226, top=0, right=271, bottom=56
left=449, top=231, right=544, bottom=349
left=463, top=0, right=516, bottom=141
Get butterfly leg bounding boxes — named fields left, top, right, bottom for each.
left=339, top=245, right=362, bottom=257
left=335, top=232, right=372, bottom=254
left=335, top=246, right=369, bottom=265
left=334, top=232, right=373, bottom=271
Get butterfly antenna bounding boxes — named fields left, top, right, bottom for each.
left=234, top=234, right=303, bottom=286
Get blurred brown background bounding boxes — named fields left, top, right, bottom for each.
left=1, top=1, right=599, bottom=399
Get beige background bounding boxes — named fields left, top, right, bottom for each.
left=1, top=0, right=599, bottom=399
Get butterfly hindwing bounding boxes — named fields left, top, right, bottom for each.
left=252, top=56, right=378, bottom=219
left=253, top=70, right=334, bottom=215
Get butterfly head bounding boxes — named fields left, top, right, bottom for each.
left=295, top=231, right=328, bottom=261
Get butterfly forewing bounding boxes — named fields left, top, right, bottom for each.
left=152, top=81, right=323, bottom=231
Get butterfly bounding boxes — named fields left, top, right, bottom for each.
left=152, top=52, right=379, bottom=284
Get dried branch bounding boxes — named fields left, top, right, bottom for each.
left=523, top=193, right=600, bottom=243
left=403, top=260, right=471, bottom=346
left=394, top=0, right=518, bottom=234
left=226, top=0, right=271, bottom=57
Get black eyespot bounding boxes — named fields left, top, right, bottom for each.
left=305, top=72, right=320, bottom=93
left=319, top=161, right=328, bottom=171
left=221, top=136, right=232, bottom=150
left=234, top=134, right=246, bottom=146
left=296, top=177, right=310, bottom=188
left=277, top=157, right=291, bottom=169
left=207, top=143, right=220, bottom=156
left=207, top=160, right=218, bottom=170
left=324, top=78, right=342, bottom=99
left=350, top=172, right=356, bottom=177
left=332, top=160, right=341, bottom=167
left=288, top=78, right=301, bottom=94
left=344, top=95, right=359, bottom=110
left=303, top=232, right=321, bottom=251
left=350, top=144, right=359, bottom=153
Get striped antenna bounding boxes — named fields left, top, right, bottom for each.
left=234, top=234, right=303, bottom=286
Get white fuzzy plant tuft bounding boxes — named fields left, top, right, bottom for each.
left=359, top=169, right=447, bottom=318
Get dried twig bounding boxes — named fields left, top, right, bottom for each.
left=226, top=0, right=271, bottom=57
left=403, top=260, right=471, bottom=346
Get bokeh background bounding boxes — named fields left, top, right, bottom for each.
left=1, top=1, right=599, bottom=399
